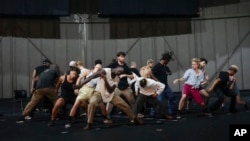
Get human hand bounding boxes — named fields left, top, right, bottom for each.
left=173, top=79, right=178, bottom=84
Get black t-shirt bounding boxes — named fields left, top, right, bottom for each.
left=216, top=71, right=230, bottom=89
left=130, top=68, right=141, bottom=77
left=152, top=63, right=171, bottom=85
left=107, top=61, right=132, bottom=90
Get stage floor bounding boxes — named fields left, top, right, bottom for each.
left=0, top=93, right=250, bottom=141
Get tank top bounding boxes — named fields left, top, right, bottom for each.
left=60, top=75, right=76, bottom=99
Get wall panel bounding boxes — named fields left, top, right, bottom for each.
left=0, top=1, right=250, bottom=98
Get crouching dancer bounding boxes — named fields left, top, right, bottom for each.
left=16, top=64, right=60, bottom=123
left=74, top=66, right=143, bottom=130
left=134, top=77, right=174, bottom=119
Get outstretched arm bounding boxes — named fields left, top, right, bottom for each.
left=173, top=77, right=185, bottom=84
left=74, top=69, right=105, bottom=89
left=207, top=78, right=221, bottom=93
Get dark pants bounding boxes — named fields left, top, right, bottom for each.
left=135, top=93, right=166, bottom=117
left=157, top=85, right=177, bottom=115
left=210, top=88, right=236, bottom=112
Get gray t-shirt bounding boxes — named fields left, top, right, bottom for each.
left=36, top=68, right=59, bottom=89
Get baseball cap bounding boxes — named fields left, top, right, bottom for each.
left=69, top=61, right=76, bottom=67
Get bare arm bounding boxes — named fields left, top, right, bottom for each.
left=228, top=76, right=236, bottom=90
left=74, top=69, right=105, bottom=89
left=173, top=78, right=185, bottom=84
left=55, top=75, right=64, bottom=94
left=30, top=70, right=37, bottom=93
left=207, top=78, right=221, bottom=93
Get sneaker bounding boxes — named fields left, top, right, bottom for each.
left=221, top=106, right=225, bottom=111
left=65, top=123, right=71, bottom=128
left=244, top=104, right=249, bottom=110
left=137, top=113, right=145, bottom=118
left=48, top=121, right=55, bottom=127
left=229, top=109, right=237, bottom=114
left=176, top=114, right=182, bottom=120
left=16, top=117, right=25, bottom=123
left=103, top=118, right=112, bottom=124
left=133, top=118, right=143, bottom=125
left=24, top=115, right=32, bottom=120
left=202, top=112, right=212, bottom=117
left=165, top=115, right=174, bottom=120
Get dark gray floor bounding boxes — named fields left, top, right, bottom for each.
left=0, top=94, right=250, bottom=141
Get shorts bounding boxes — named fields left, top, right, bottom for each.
left=76, top=85, right=94, bottom=101
left=182, top=84, right=203, bottom=105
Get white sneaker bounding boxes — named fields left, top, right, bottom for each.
left=24, top=116, right=32, bottom=120
left=65, top=123, right=71, bottom=128
left=137, top=113, right=145, bottom=118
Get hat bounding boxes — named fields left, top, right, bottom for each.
left=229, top=65, right=239, bottom=72
left=69, top=61, right=76, bottom=67
left=42, top=59, right=52, bottom=64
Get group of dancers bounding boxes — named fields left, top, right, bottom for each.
left=16, top=51, right=248, bottom=130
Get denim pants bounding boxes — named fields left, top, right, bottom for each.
left=157, top=84, right=177, bottom=115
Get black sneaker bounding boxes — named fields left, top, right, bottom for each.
left=244, top=104, right=249, bottom=110
left=16, top=117, right=25, bottom=123
left=48, top=121, right=55, bottom=127
left=131, top=118, right=143, bottom=125
left=229, top=109, right=237, bottom=113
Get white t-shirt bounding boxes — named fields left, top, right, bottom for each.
left=95, top=68, right=119, bottom=103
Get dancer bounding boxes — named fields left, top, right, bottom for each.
left=134, top=77, right=172, bottom=119
left=173, top=58, right=210, bottom=119
left=152, top=51, right=176, bottom=119
left=48, top=67, right=78, bottom=126
left=16, top=64, right=60, bottom=123
left=74, top=66, right=143, bottom=130
left=207, top=65, right=238, bottom=113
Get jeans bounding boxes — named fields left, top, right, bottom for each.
left=157, top=84, right=177, bottom=115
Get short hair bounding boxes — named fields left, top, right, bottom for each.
left=42, top=59, right=52, bottom=64
left=139, top=78, right=147, bottom=88
left=200, top=58, right=208, bottom=64
left=146, top=59, right=154, bottom=65
left=130, top=61, right=136, bottom=66
left=116, top=51, right=126, bottom=57
left=95, top=59, right=102, bottom=65
left=192, top=58, right=200, bottom=64
left=69, top=67, right=78, bottom=73
left=76, top=61, right=84, bottom=66
left=229, top=65, right=238, bottom=73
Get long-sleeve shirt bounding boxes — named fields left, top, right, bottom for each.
left=135, top=77, right=165, bottom=96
